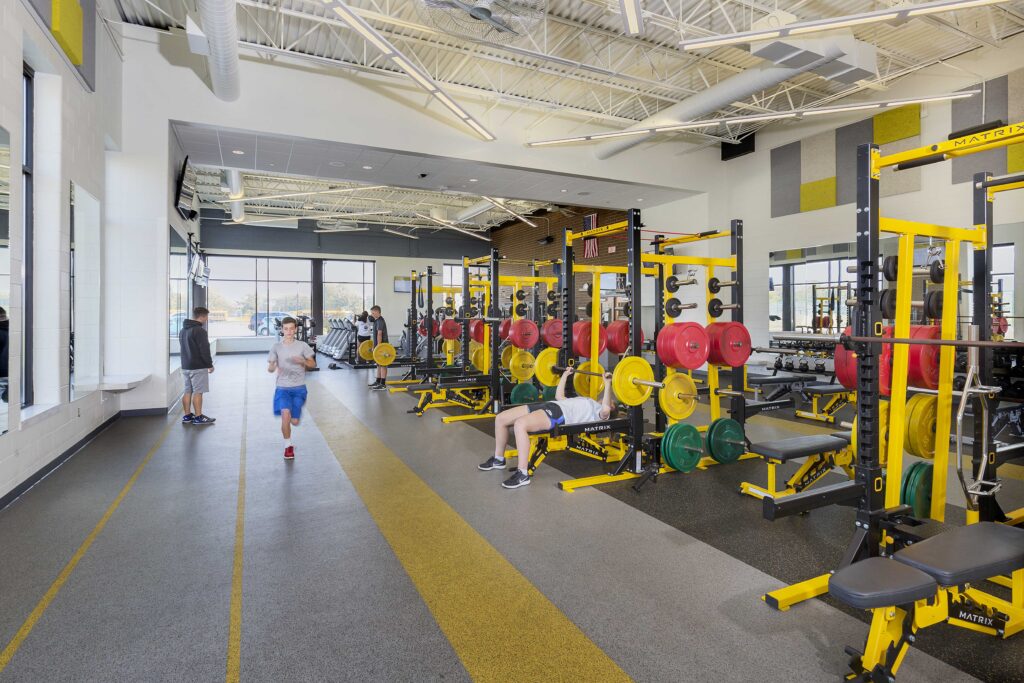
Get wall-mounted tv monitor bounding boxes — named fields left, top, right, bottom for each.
left=175, top=156, right=199, bottom=221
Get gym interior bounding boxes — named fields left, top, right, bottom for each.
left=3, top=0, right=1024, bottom=680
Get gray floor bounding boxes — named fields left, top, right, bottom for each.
left=0, top=355, right=979, bottom=681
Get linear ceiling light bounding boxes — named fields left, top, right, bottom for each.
left=217, top=184, right=386, bottom=204
left=382, top=227, right=420, bottom=239
left=325, top=0, right=495, bottom=141
left=314, top=226, right=370, bottom=233
left=481, top=196, right=538, bottom=227
left=618, top=0, right=644, bottom=36
left=226, top=210, right=390, bottom=225
left=679, top=0, right=1010, bottom=51
left=526, top=91, right=980, bottom=147
left=415, top=212, right=491, bottom=241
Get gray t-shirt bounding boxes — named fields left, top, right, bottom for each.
left=268, top=340, right=314, bottom=387
left=556, top=396, right=604, bottom=425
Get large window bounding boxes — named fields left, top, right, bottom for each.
left=21, top=64, right=34, bottom=407
left=323, top=260, right=374, bottom=324
left=768, top=266, right=784, bottom=332
left=443, top=264, right=487, bottom=287
left=789, top=258, right=855, bottom=331
left=206, top=256, right=312, bottom=337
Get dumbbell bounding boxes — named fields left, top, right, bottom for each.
left=814, top=360, right=826, bottom=373
left=708, top=298, right=741, bottom=318
left=798, top=360, right=809, bottom=373
left=707, top=277, right=738, bottom=294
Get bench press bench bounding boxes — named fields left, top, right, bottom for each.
left=739, top=434, right=851, bottom=501
left=829, top=522, right=1024, bottom=680
left=746, top=372, right=815, bottom=401
left=795, top=383, right=852, bottom=424
left=503, top=413, right=631, bottom=476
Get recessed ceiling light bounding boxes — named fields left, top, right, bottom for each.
left=329, top=161, right=346, bottom=168
left=560, top=189, right=567, bottom=193
left=362, top=165, right=373, bottom=170
left=469, top=178, right=478, bottom=182
left=578, top=191, right=591, bottom=196
left=637, top=198, right=644, bottom=202
left=231, top=149, right=245, bottom=155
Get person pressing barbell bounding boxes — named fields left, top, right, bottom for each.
left=479, top=367, right=617, bottom=489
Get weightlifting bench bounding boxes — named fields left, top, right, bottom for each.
left=746, top=372, right=815, bottom=402
left=739, top=434, right=851, bottom=501
left=829, top=522, right=1024, bottom=680
left=503, top=414, right=631, bottom=478
left=407, top=375, right=492, bottom=416
left=795, top=383, right=852, bottom=425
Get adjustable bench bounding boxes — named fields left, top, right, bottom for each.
left=407, top=376, right=491, bottom=416
left=829, top=522, right=1024, bottom=681
left=795, top=383, right=852, bottom=425
left=739, top=434, right=852, bottom=502
left=746, top=372, right=815, bottom=401
left=503, top=414, right=631, bottom=478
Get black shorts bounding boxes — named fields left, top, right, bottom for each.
left=528, top=402, right=565, bottom=429
left=357, top=335, right=371, bottom=345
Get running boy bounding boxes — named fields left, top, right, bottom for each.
left=368, top=305, right=389, bottom=390
left=268, top=317, right=317, bottom=460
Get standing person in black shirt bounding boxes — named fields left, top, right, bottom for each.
left=368, top=305, right=389, bottom=390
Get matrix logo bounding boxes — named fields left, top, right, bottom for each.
left=956, top=610, right=995, bottom=628
left=953, top=123, right=1024, bottom=147
left=761, top=404, right=782, bottom=411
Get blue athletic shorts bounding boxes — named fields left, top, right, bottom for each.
left=273, top=385, right=308, bottom=419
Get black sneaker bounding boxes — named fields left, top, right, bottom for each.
left=502, top=470, right=531, bottom=489
left=368, top=380, right=382, bottom=388
left=192, top=415, right=216, bottom=426
left=478, top=456, right=506, bottom=471
left=182, top=413, right=194, bottom=424
left=371, top=382, right=388, bottom=391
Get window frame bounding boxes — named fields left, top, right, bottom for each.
left=322, top=259, right=375, bottom=322
left=21, top=63, right=34, bottom=407
left=204, top=255, right=313, bottom=338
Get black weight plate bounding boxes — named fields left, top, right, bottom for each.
left=547, top=290, right=557, bottom=302
left=546, top=303, right=559, bottom=316
left=515, top=289, right=527, bottom=301
left=883, top=255, right=899, bottom=282
left=515, top=303, right=529, bottom=317
left=879, top=289, right=896, bottom=319
left=707, top=277, right=722, bottom=294
left=665, top=275, right=680, bottom=293
left=923, top=289, right=943, bottom=319
left=708, top=298, right=724, bottom=318
left=929, top=260, right=944, bottom=285
left=665, top=298, right=683, bottom=317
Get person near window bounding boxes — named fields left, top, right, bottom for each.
left=179, top=307, right=216, bottom=425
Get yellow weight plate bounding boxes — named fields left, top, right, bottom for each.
left=907, top=394, right=937, bottom=459
left=902, top=394, right=926, bottom=456
left=612, top=355, right=654, bottom=406
left=469, top=340, right=482, bottom=354
left=358, top=339, right=374, bottom=361
left=501, top=344, right=515, bottom=369
left=372, top=342, right=397, bottom=366
left=659, top=372, right=698, bottom=421
left=535, top=347, right=561, bottom=387
left=444, top=339, right=462, bottom=356
left=508, top=350, right=536, bottom=382
left=573, top=361, right=605, bottom=399
left=471, top=347, right=487, bottom=373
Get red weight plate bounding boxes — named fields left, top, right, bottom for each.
left=993, top=317, right=1009, bottom=335
left=573, top=320, right=607, bottom=358
left=657, top=322, right=709, bottom=370
left=655, top=325, right=681, bottom=368
left=706, top=322, right=751, bottom=367
left=880, top=326, right=894, bottom=397
left=440, top=319, right=462, bottom=341
left=498, top=318, right=512, bottom=340
left=607, top=320, right=629, bottom=355
left=509, top=319, right=540, bottom=349
left=571, top=320, right=590, bottom=357
left=834, top=326, right=857, bottom=389
left=469, top=319, right=485, bottom=344
left=908, top=325, right=940, bottom=390
left=541, top=319, right=563, bottom=348
left=419, top=319, right=439, bottom=337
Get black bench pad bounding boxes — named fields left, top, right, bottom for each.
left=894, top=522, right=1024, bottom=586
left=747, top=373, right=815, bottom=386
left=804, top=383, right=847, bottom=395
left=830, top=432, right=852, bottom=445
left=830, top=557, right=937, bottom=610
left=749, top=435, right=847, bottom=462
left=528, top=418, right=630, bottom=438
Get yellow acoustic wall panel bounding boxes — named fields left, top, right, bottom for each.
left=51, top=0, right=84, bottom=66
left=1009, top=143, right=1024, bottom=174
left=800, top=176, right=837, bottom=212
left=873, top=104, right=921, bottom=146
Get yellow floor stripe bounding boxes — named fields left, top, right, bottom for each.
left=0, top=414, right=176, bottom=673
left=308, top=385, right=631, bottom=683
left=226, top=367, right=248, bottom=683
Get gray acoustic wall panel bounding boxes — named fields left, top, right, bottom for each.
left=834, top=118, right=874, bottom=206
left=952, top=76, right=1008, bottom=183
left=770, top=141, right=801, bottom=218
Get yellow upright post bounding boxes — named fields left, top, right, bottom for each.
left=590, top=272, right=601, bottom=362
left=885, top=234, right=915, bottom=508
left=930, top=241, right=961, bottom=521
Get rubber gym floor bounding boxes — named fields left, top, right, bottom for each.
left=0, top=354, right=1019, bottom=682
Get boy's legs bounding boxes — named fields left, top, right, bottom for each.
left=192, top=392, right=203, bottom=417
left=182, top=391, right=192, bottom=415
left=280, top=409, right=292, bottom=440
left=494, top=406, right=530, bottom=459
left=513, top=411, right=554, bottom=474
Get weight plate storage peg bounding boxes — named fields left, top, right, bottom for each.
left=509, top=319, right=540, bottom=349
left=706, top=418, right=746, bottom=464
left=706, top=322, right=752, bottom=367
left=573, top=361, right=606, bottom=399
left=469, top=319, right=486, bottom=344
left=372, top=342, right=397, bottom=366
left=358, top=339, right=374, bottom=361
left=541, top=319, right=563, bottom=348
left=656, top=322, right=710, bottom=370
left=665, top=298, right=684, bottom=318
left=661, top=422, right=703, bottom=473
left=534, top=347, right=561, bottom=387
left=707, top=277, right=735, bottom=294
left=510, top=382, right=539, bottom=405
left=610, top=356, right=655, bottom=406
left=659, top=372, right=698, bottom=421
left=515, top=303, right=529, bottom=317
left=508, top=350, right=537, bottom=382
left=498, top=318, right=512, bottom=340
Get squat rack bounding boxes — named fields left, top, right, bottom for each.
left=764, top=120, right=1024, bottom=612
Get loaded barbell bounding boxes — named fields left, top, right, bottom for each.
left=882, top=255, right=945, bottom=284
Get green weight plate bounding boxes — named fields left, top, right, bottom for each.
left=510, top=382, right=540, bottom=405
left=541, top=385, right=557, bottom=401
left=660, top=424, right=680, bottom=470
left=672, top=423, right=703, bottom=473
left=910, top=462, right=933, bottom=518
left=707, top=418, right=745, bottom=464
left=900, top=462, right=917, bottom=507
left=901, top=462, right=925, bottom=511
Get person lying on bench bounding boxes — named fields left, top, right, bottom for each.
left=479, top=367, right=616, bottom=489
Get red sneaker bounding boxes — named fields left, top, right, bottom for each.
left=284, top=446, right=295, bottom=460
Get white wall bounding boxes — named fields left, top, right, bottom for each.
left=0, top=0, right=123, bottom=501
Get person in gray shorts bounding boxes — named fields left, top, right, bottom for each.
left=178, top=307, right=216, bottom=425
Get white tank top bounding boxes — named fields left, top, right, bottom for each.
left=357, top=321, right=373, bottom=336
left=556, top=397, right=603, bottom=425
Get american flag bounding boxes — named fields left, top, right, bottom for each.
left=583, top=237, right=599, bottom=259
left=583, top=213, right=597, bottom=231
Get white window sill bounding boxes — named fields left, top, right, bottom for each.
left=20, top=403, right=62, bottom=428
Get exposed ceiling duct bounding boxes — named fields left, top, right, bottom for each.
left=453, top=199, right=495, bottom=224
left=226, top=169, right=245, bottom=222
left=595, top=39, right=866, bottom=160
left=196, top=0, right=241, bottom=101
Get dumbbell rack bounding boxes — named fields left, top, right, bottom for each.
left=762, top=121, right=1024, bottom=613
